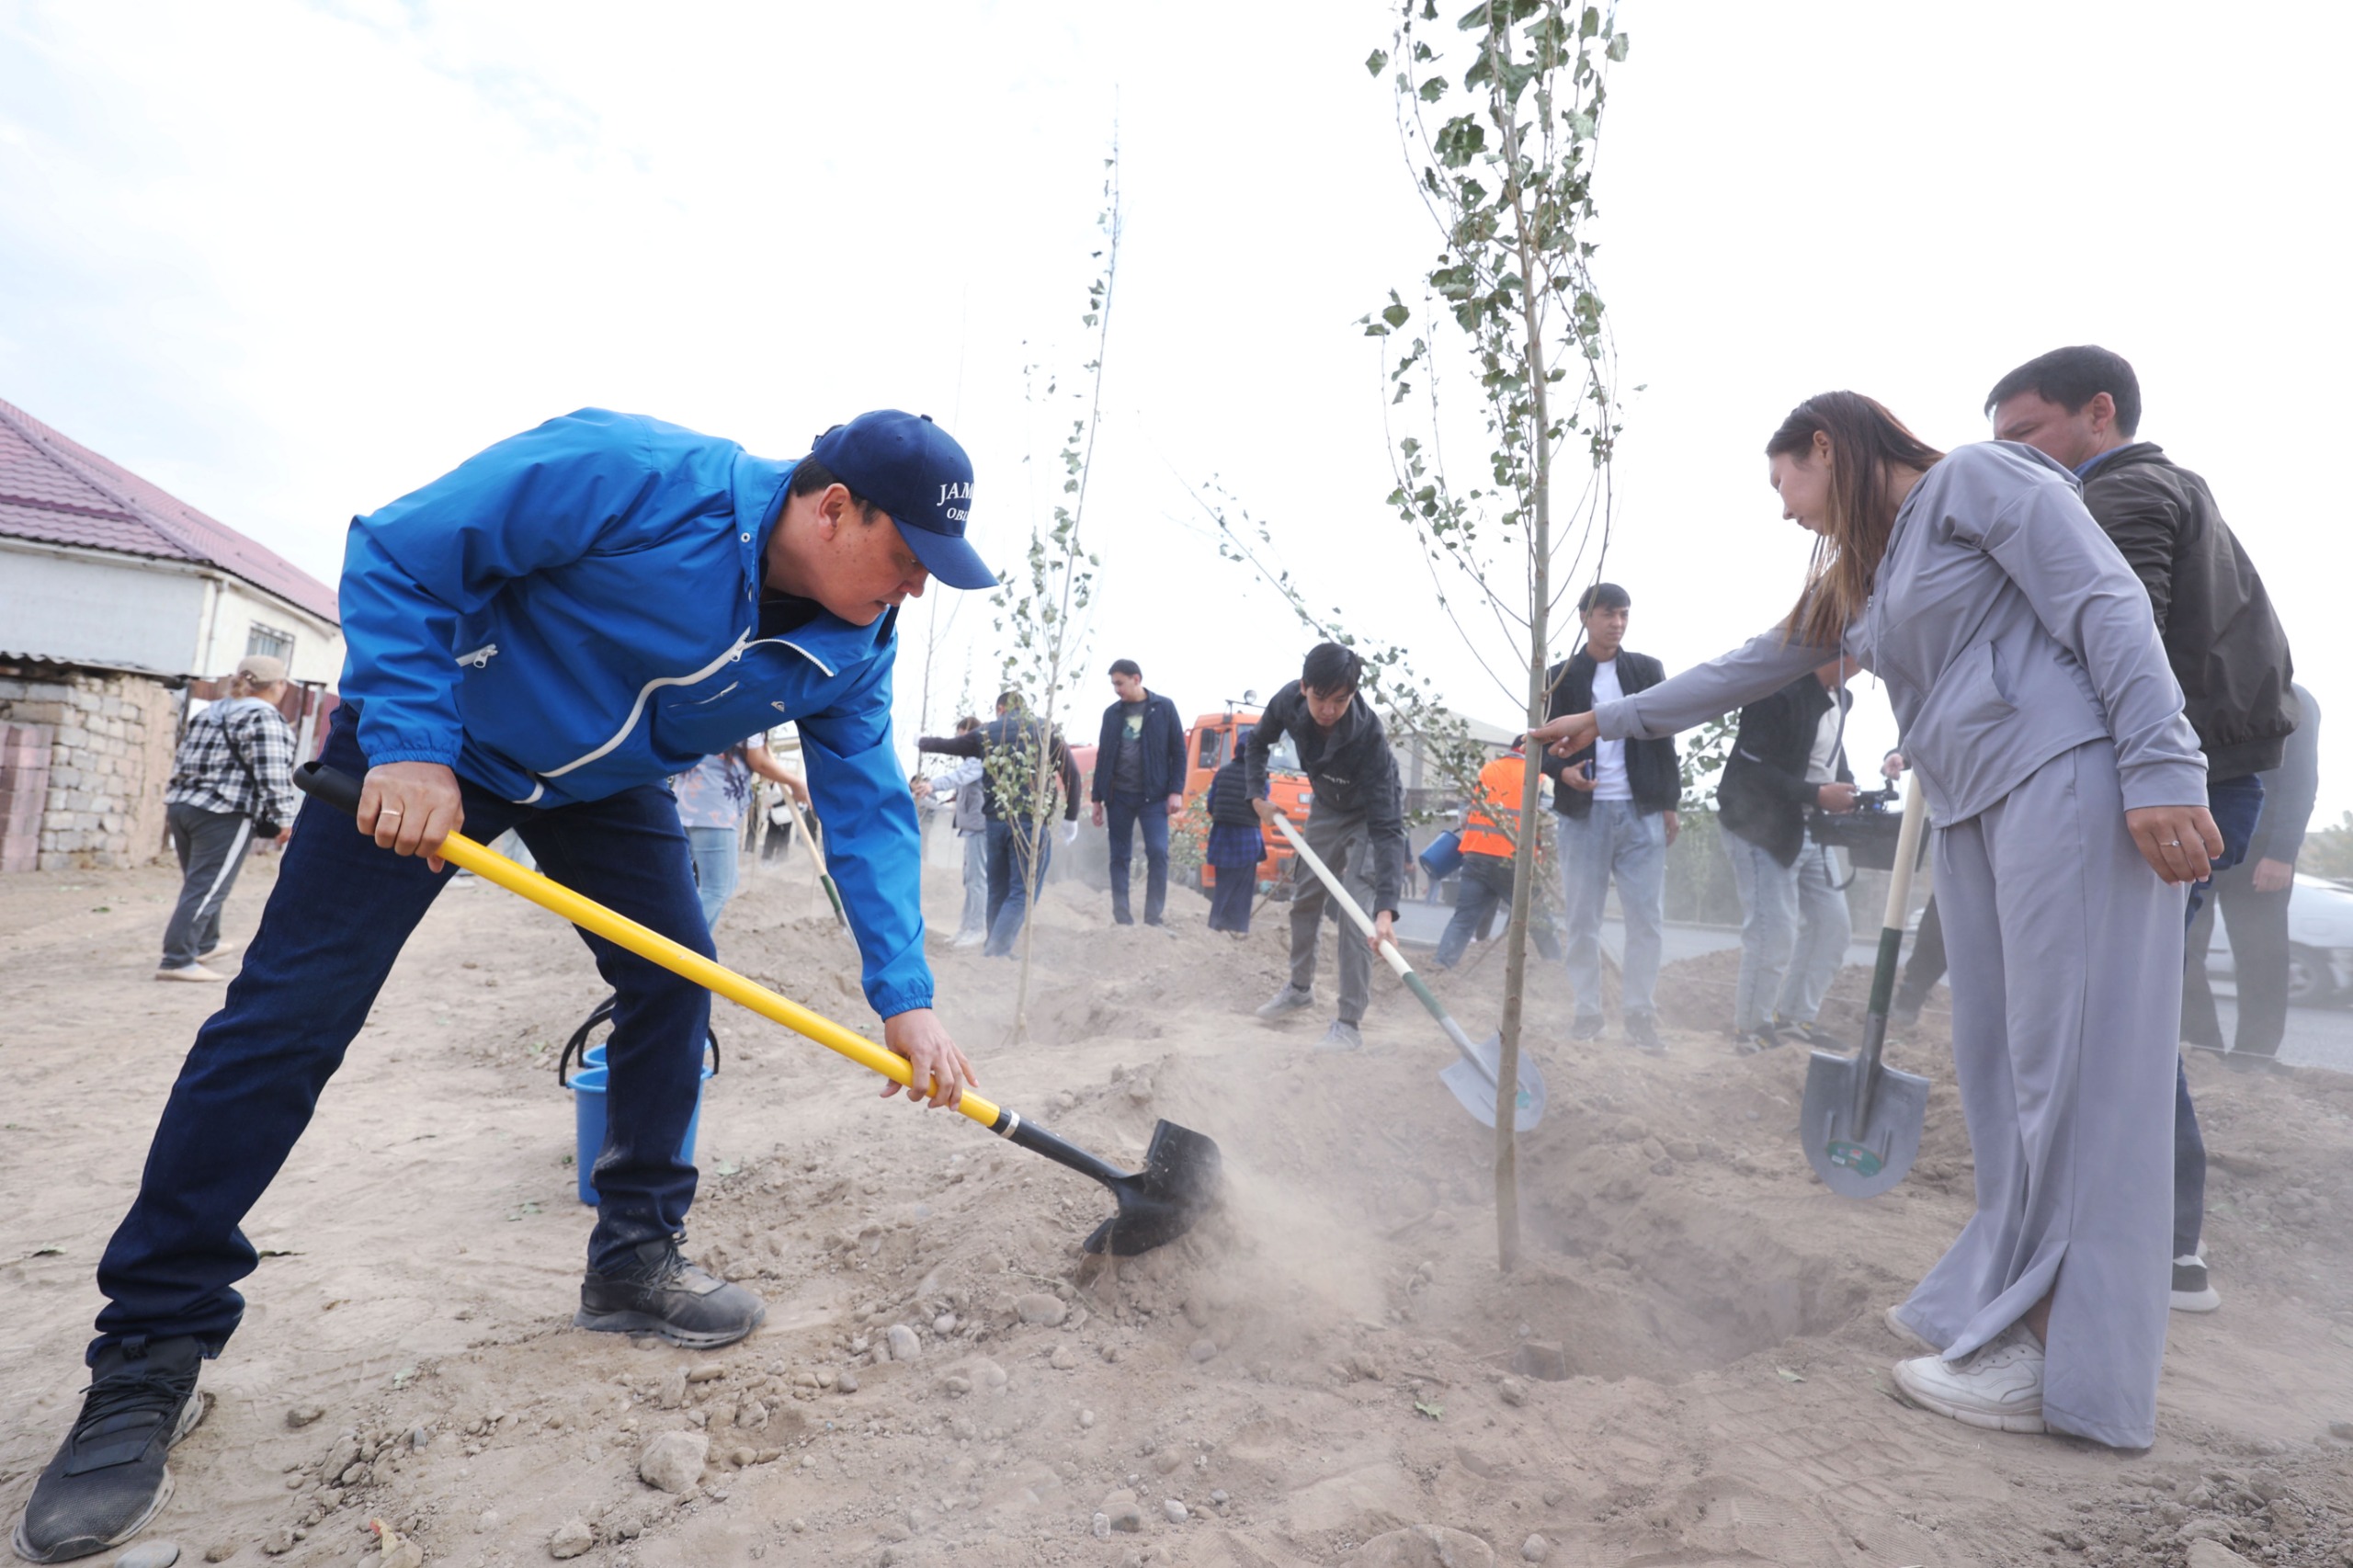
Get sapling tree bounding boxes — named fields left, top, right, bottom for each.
left=1363, top=0, right=1629, bottom=1269
left=986, top=148, right=1121, bottom=1040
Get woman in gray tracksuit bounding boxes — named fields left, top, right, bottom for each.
left=1533, top=392, right=2218, bottom=1449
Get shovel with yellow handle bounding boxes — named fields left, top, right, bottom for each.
left=295, top=763, right=1222, bottom=1255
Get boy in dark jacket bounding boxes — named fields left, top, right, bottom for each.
left=1538, top=584, right=1680, bottom=1054
left=1088, top=659, right=1188, bottom=926
left=1247, top=643, right=1408, bottom=1051
left=1715, top=659, right=1861, bottom=1053
left=1203, top=754, right=1267, bottom=935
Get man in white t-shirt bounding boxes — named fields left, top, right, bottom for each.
left=1538, top=585, right=1682, bottom=1054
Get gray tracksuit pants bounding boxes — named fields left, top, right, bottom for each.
left=1892, top=740, right=2185, bottom=1449
left=162, top=801, right=256, bottom=968
left=1289, top=804, right=1378, bottom=1026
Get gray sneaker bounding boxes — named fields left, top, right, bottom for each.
left=1315, top=1019, right=1364, bottom=1052
left=1623, top=1014, right=1667, bottom=1056
left=1256, top=983, right=1314, bottom=1021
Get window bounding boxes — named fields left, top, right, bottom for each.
left=246, top=624, right=295, bottom=664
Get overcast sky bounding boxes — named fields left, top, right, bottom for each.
left=4, top=2, right=2345, bottom=822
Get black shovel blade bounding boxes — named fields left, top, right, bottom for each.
left=1082, top=1119, right=1223, bottom=1256
left=1800, top=1048, right=1930, bottom=1199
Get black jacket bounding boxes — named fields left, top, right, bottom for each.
left=2080, top=443, right=2296, bottom=780
left=1245, top=680, right=1408, bottom=912
left=1091, top=690, right=1188, bottom=803
left=1539, top=650, right=1680, bottom=818
left=1716, top=674, right=1853, bottom=867
left=915, top=715, right=1081, bottom=824
left=1207, top=756, right=1261, bottom=827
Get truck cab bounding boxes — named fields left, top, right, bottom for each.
left=1183, top=710, right=1312, bottom=890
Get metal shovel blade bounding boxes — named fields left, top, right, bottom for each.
left=1080, top=1119, right=1224, bottom=1256
left=1438, top=1032, right=1547, bottom=1131
left=1800, top=1047, right=1931, bottom=1199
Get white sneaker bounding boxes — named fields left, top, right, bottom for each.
left=154, top=963, right=227, bottom=983
left=949, top=931, right=985, bottom=949
left=1255, top=983, right=1314, bottom=1021
left=1883, top=1305, right=1937, bottom=1354
left=2171, top=1255, right=2221, bottom=1312
left=1893, top=1324, right=2045, bottom=1434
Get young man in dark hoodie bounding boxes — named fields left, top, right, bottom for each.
left=1989, top=344, right=2298, bottom=1315
left=1539, top=584, right=1680, bottom=1054
left=1247, top=642, right=1409, bottom=1052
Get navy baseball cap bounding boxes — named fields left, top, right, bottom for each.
left=809, top=411, right=995, bottom=591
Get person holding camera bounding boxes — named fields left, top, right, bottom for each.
left=155, top=654, right=300, bottom=983
left=1715, top=657, right=1862, bottom=1053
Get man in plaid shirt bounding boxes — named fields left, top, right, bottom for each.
left=157, top=654, right=300, bottom=982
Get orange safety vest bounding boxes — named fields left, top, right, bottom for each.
left=1458, top=754, right=1526, bottom=859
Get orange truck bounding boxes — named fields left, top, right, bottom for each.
left=1179, top=710, right=1312, bottom=892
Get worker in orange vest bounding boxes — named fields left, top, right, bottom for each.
left=1434, top=740, right=1530, bottom=969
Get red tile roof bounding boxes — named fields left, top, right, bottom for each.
left=0, top=395, right=339, bottom=625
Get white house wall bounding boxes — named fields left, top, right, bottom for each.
left=0, top=539, right=210, bottom=673
left=194, top=577, right=343, bottom=686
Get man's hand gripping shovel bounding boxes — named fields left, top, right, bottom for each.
left=295, top=764, right=1222, bottom=1255
left=1269, top=813, right=1545, bottom=1131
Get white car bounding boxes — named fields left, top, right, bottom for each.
left=2204, top=873, right=2353, bottom=1006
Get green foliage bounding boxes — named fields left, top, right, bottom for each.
left=2301, top=812, right=2353, bottom=881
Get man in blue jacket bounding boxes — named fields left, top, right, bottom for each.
left=13, top=408, right=993, bottom=1563
left=1089, top=659, right=1188, bottom=926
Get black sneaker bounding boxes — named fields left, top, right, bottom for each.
left=1773, top=1017, right=1847, bottom=1051
left=576, top=1238, right=767, bottom=1348
left=2170, top=1254, right=2221, bottom=1313
left=14, top=1336, right=209, bottom=1563
left=1622, top=1014, right=1667, bottom=1057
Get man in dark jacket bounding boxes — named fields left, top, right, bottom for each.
left=1715, top=659, right=1862, bottom=1053
left=916, top=692, right=1081, bottom=959
left=1539, top=584, right=1679, bottom=1054
left=2185, top=682, right=2322, bottom=1063
left=1089, top=659, right=1188, bottom=926
left=1247, top=642, right=1408, bottom=1052
left=1989, top=344, right=2298, bottom=1316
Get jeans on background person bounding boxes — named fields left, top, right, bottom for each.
left=2182, top=862, right=2293, bottom=1056
left=2173, top=771, right=2266, bottom=1262
left=1894, top=893, right=1948, bottom=1018
left=1777, top=835, right=1853, bottom=1026
left=95, top=704, right=714, bottom=1357
left=957, top=830, right=987, bottom=939
left=984, top=817, right=1053, bottom=958
left=161, top=802, right=256, bottom=969
left=1207, top=861, right=1257, bottom=933
left=1722, top=829, right=1798, bottom=1033
left=1435, top=852, right=1515, bottom=969
left=1105, top=792, right=1172, bottom=925
left=1555, top=801, right=1666, bottom=1026
left=687, top=824, right=742, bottom=932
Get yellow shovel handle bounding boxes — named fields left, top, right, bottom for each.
left=433, top=827, right=999, bottom=1125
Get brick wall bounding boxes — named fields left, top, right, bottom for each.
left=0, top=665, right=184, bottom=870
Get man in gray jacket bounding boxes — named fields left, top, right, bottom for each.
left=1988, top=345, right=2296, bottom=1314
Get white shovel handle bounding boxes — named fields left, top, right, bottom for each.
left=1272, top=814, right=1413, bottom=980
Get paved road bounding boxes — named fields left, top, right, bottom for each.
left=1392, top=901, right=2353, bottom=1073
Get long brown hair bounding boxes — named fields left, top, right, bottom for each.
left=1765, top=392, right=1945, bottom=646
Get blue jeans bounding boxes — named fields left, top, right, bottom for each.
left=1722, top=829, right=1798, bottom=1032
left=687, top=824, right=741, bottom=932
left=92, top=703, right=715, bottom=1360
left=1105, top=793, right=1172, bottom=924
left=1556, top=801, right=1666, bottom=1022
left=957, top=829, right=987, bottom=938
left=1435, top=852, right=1514, bottom=968
left=1778, top=834, right=1852, bottom=1025
left=2174, top=770, right=2265, bottom=1259
left=984, top=816, right=1053, bottom=958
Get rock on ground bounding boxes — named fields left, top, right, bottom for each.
left=116, top=1543, right=181, bottom=1568
left=2187, top=1543, right=2257, bottom=1568
left=547, top=1517, right=595, bottom=1560
left=638, top=1430, right=710, bottom=1494
left=1357, top=1526, right=1499, bottom=1568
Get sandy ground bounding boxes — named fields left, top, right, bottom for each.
left=6, top=843, right=2353, bottom=1568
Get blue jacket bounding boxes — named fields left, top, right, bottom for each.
left=1090, top=691, right=1188, bottom=803
left=337, top=407, right=933, bottom=1019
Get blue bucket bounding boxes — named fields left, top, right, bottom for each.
left=1418, top=829, right=1464, bottom=884
left=565, top=1060, right=716, bottom=1206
